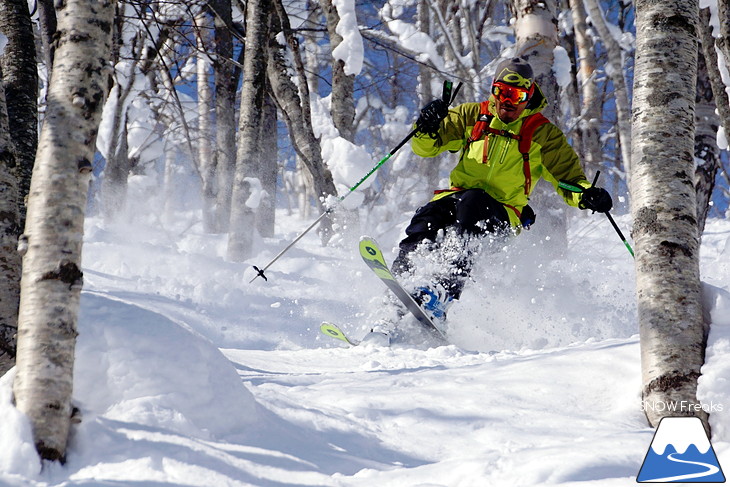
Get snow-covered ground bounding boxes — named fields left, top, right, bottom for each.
left=1, top=203, right=729, bottom=486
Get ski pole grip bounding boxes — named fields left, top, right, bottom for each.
left=558, top=170, right=601, bottom=193
left=558, top=180, right=585, bottom=193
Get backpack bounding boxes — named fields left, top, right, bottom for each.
left=465, top=100, right=549, bottom=196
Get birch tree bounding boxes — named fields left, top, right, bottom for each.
left=0, top=67, right=20, bottom=376
left=717, top=0, right=730, bottom=66
left=583, top=0, right=633, bottom=175
left=511, top=0, right=560, bottom=120
left=267, top=2, right=337, bottom=242
left=210, top=0, right=236, bottom=233
left=568, top=0, right=601, bottom=168
left=0, top=0, right=37, bottom=224
left=257, top=91, right=278, bottom=238
left=227, top=0, right=268, bottom=261
left=36, top=0, right=57, bottom=76
left=630, top=0, right=707, bottom=428
left=196, top=10, right=216, bottom=232
left=13, top=0, right=115, bottom=461
left=319, top=0, right=356, bottom=141
left=99, top=20, right=139, bottom=220
left=697, top=7, right=730, bottom=234
left=695, top=44, right=721, bottom=236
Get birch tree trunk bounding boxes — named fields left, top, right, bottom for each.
left=0, top=0, right=38, bottom=226
left=717, top=0, right=730, bottom=66
left=694, top=44, right=721, bottom=236
left=267, top=7, right=337, bottom=242
left=13, top=0, right=115, bottom=461
left=100, top=20, right=139, bottom=221
left=227, top=0, right=268, bottom=262
left=319, top=0, right=356, bottom=141
left=211, top=0, right=236, bottom=233
left=630, top=0, right=707, bottom=429
left=37, top=0, right=57, bottom=78
left=0, top=67, right=20, bottom=375
left=196, top=11, right=216, bottom=232
left=256, top=91, right=278, bottom=238
left=511, top=0, right=560, bottom=120
left=700, top=7, right=730, bottom=139
left=697, top=7, right=730, bottom=235
left=569, top=0, right=601, bottom=170
left=583, top=0, right=632, bottom=176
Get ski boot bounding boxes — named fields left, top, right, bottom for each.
left=413, top=283, right=454, bottom=332
left=360, top=322, right=392, bottom=347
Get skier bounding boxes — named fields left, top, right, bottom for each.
left=370, top=57, right=613, bottom=341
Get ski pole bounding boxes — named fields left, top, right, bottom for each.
left=558, top=171, right=634, bottom=259
left=250, top=81, right=463, bottom=283
left=248, top=138, right=412, bottom=284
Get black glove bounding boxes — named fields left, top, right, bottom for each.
left=416, top=99, right=448, bottom=137
left=579, top=186, right=613, bottom=213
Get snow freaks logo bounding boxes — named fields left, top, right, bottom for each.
left=637, top=416, right=726, bottom=483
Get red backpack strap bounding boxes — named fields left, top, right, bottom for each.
left=516, top=113, right=549, bottom=194
left=467, top=100, right=492, bottom=147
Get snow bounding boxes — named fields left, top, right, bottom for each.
left=381, top=5, right=445, bottom=74
left=552, top=46, right=573, bottom=89
left=1, top=200, right=728, bottom=485
left=332, top=0, right=364, bottom=76
left=244, top=178, right=265, bottom=209
left=311, top=96, right=378, bottom=210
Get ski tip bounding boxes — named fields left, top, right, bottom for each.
left=359, top=237, right=382, bottom=258
left=320, top=322, right=358, bottom=346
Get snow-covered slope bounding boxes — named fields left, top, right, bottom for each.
left=0, top=211, right=728, bottom=486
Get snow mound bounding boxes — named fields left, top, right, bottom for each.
left=75, top=292, right=258, bottom=440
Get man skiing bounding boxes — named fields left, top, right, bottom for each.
left=371, top=57, right=613, bottom=340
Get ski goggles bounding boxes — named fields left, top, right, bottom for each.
left=491, top=82, right=531, bottom=104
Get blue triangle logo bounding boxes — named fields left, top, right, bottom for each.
left=637, top=416, right=726, bottom=483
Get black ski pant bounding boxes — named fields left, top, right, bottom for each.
left=392, top=189, right=510, bottom=299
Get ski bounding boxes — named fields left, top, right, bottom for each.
left=359, top=237, right=447, bottom=342
left=320, top=322, right=359, bottom=346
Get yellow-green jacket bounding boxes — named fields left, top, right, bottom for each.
left=412, top=87, right=589, bottom=227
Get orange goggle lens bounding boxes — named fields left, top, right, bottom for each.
left=492, top=82, right=530, bottom=104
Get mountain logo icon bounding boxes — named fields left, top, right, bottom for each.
left=637, top=416, right=726, bottom=483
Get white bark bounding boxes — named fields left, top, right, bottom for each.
left=583, top=0, right=633, bottom=176
left=256, top=92, right=278, bottom=238
left=211, top=0, right=236, bottom=234
left=630, top=0, right=707, bottom=429
left=196, top=12, right=216, bottom=232
left=266, top=8, right=337, bottom=242
left=569, top=0, right=602, bottom=170
left=13, top=0, right=115, bottom=461
left=699, top=7, right=730, bottom=150
left=318, top=0, right=356, bottom=141
left=227, top=0, right=268, bottom=262
left=696, top=12, right=724, bottom=235
left=717, top=0, right=730, bottom=68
